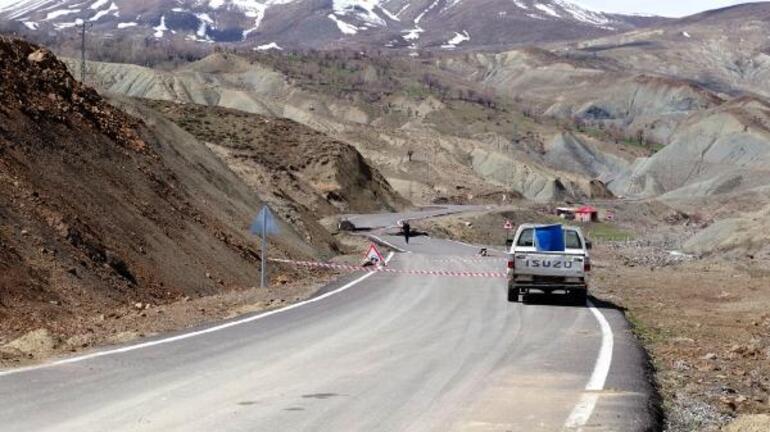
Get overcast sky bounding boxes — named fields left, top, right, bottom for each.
left=577, top=0, right=754, bottom=17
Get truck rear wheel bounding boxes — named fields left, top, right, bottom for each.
left=507, top=287, right=519, bottom=303
left=572, top=289, right=588, bottom=305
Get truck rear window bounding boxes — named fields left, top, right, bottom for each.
left=517, top=229, right=534, bottom=247
left=517, top=228, right=583, bottom=248
left=565, top=231, right=583, bottom=249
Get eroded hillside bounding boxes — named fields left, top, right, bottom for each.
left=142, top=100, right=408, bottom=247
left=68, top=51, right=639, bottom=203
left=0, top=37, right=351, bottom=363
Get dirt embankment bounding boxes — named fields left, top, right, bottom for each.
left=591, top=250, right=770, bottom=432
left=142, top=100, right=408, bottom=253
left=0, top=37, right=333, bottom=366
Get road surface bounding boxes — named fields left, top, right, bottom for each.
left=0, top=210, right=657, bottom=431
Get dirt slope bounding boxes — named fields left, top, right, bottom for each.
left=142, top=100, right=408, bottom=248
left=69, top=52, right=643, bottom=203
left=0, top=37, right=320, bottom=356
left=615, top=97, right=770, bottom=199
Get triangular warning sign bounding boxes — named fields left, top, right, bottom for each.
left=362, top=243, right=386, bottom=267
left=504, top=220, right=513, bottom=230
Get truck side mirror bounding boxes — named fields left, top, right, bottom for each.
left=505, top=239, right=514, bottom=248
left=586, top=240, right=593, bottom=250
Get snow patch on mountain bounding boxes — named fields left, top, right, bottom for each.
left=0, top=0, right=661, bottom=48
left=328, top=13, right=358, bottom=34
left=512, top=0, right=528, bottom=10
left=332, top=0, right=387, bottom=27
left=255, top=41, right=282, bottom=50
left=221, top=0, right=296, bottom=39
left=197, top=12, right=214, bottom=23
left=415, top=0, right=440, bottom=24
left=2, top=0, right=74, bottom=19
left=153, top=15, right=167, bottom=38
left=89, top=2, right=117, bottom=22
left=402, top=26, right=423, bottom=41
left=90, top=0, right=108, bottom=10
left=195, top=12, right=213, bottom=38
left=441, top=30, right=469, bottom=49
left=534, top=3, right=560, bottom=18
left=395, top=3, right=410, bottom=17
left=553, top=0, right=611, bottom=26
left=54, top=20, right=81, bottom=29
left=45, top=8, right=79, bottom=20
left=442, top=0, right=464, bottom=13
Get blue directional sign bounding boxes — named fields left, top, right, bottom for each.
left=250, top=206, right=280, bottom=237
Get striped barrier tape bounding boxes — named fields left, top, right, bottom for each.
left=269, top=258, right=507, bottom=279
left=422, top=257, right=507, bottom=264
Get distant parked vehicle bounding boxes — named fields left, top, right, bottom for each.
left=506, top=224, right=592, bottom=304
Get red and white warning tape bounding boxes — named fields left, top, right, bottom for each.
left=423, top=257, right=507, bottom=264
left=269, top=258, right=506, bottom=279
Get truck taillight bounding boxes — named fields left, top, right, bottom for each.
left=507, top=259, right=515, bottom=269
left=584, top=257, right=591, bottom=272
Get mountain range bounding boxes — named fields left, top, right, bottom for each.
left=0, top=0, right=667, bottom=50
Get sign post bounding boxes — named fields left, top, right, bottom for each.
left=504, top=220, right=514, bottom=244
left=261, top=208, right=267, bottom=289
left=250, top=206, right=279, bottom=288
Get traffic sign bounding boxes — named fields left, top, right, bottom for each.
left=250, top=205, right=280, bottom=289
left=363, top=243, right=386, bottom=267
left=250, top=206, right=280, bottom=237
left=503, top=220, right=513, bottom=230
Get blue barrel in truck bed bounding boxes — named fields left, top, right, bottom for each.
left=535, top=224, right=565, bottom=252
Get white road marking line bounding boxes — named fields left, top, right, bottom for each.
left=447, top=238, right=507, bottom=254
left=563, top=299, right=615, bottom=430
left=368, top=234, right=410, bottom=253
left=0, top=252, right=394, bottom=378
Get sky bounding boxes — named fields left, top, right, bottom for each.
left=577, top=0, right=754, bottom=17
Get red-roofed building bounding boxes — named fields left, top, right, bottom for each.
left=575, top=206, right=599, bottom=223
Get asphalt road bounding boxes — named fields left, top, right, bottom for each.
left=0, top=210, right=657, bottom=431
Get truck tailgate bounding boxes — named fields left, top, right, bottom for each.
left=513, top=253, right=585, bottom=277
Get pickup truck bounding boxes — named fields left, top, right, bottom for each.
left=506, top=224, right=591, bottom=304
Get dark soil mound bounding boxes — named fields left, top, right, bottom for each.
left=0, top=37, right=312, bottom=344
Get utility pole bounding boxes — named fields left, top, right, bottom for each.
left=76, top=20, right=91, bottom=84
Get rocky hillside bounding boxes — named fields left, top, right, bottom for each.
left=0, top=0, right=665, bottom=55
left=143, top=100, right=408, bottom=246
left=66, top=51, right=637, bottom=203
left=613, top=97, right=770, bottom=199
left=560, top=2, right=770, bottom=98
left=0, top=36, right=325, bottom=345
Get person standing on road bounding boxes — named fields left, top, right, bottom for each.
left=402, top=221, right=411, bottom=244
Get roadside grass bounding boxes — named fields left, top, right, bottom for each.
left=584, top=222, right=635, bottom=242
left=626, top=311, right=672, bottom=347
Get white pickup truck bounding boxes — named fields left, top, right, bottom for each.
left=506, top=224, right=591, bottom=304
